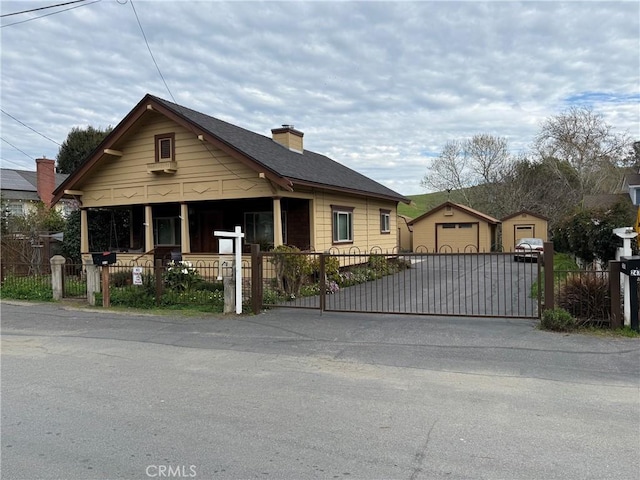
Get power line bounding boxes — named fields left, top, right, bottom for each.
left=0, top=157, right=30, bottom=169
left=129, top=0, right=176, bottom=104
left=1, top=110, right=61, bottom=146
left=1, top=0, right=87, bottom=18
left=1, top=0, right=101, bottom=28
left=0, top=137, right=35, bottom=160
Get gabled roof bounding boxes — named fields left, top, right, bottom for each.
left=408, top=201, right=500, bottom=226
left=1, top=168, right=68, bottom=201
left=624, top=173, right=640, bottom=187
left=501, top=210, right=549, bottom=222
left=53, top=94, right=409, bottom=204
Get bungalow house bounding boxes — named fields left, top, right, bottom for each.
left=408, top=201, right=500, bottom=252
left=52, top=94, right=409, bottom=265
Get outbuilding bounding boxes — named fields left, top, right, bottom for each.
left=500, top=210, right=548, bottom=252
left=408, top=201, right=500, bottom=253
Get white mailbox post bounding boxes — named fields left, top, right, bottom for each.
left=614, top=227, right=638, bottom=326
left=214, top=226, right=244, bottom=314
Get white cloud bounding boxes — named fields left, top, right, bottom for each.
left=1, top=1, right=638, bottom=194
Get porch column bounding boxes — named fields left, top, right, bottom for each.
left=80, top=208, right=89, bottom=253
left=144, top=205, right=154, bottom=252
left=273, top=197, right=283, bottom=247
left=180, top=203, right=191, bottom=254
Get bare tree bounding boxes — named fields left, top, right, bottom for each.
left=533, top=106, right=631, bottom=201
left=421, top=134, right=511, bottom=208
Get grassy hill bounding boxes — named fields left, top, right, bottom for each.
left=397, top=191, right=451, bottom=219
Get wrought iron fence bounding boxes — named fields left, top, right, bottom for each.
left=259, top=250, right=541, bottom=318
left=0, top=263, right=54, bottom=301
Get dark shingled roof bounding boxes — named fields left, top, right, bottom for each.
left=150, top=95, right=408, bottom=203
left=1, top=168, right=68, bottom=201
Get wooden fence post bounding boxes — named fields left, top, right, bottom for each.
left=609, top=260, right=622, bottom=329
left=251, top=244, right=262, bottom=315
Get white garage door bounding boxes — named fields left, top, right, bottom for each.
left=437, top=222, right=478, bottom=252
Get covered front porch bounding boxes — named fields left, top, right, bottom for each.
left=80, top=197, right=312, bottom=265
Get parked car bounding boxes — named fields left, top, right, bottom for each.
left=514, top=238, right=544, bottom=262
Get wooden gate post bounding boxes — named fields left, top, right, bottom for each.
left=609, top=261, right=622, bottom=329
left=251, top=244, right=262, bottom=314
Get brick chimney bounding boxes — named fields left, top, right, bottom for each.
left=36, top=157, right=56, bottom=208
left=271, top=125, right=304, bottom=153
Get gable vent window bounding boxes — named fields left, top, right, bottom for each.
left=155, top=133, right=175, bottom=162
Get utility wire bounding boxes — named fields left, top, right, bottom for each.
left=1, top=137, right=35, bottom=160
left=0, top=157, right=30, bottom=169
left=129, top=0, right=176, bottom=104
left=1, top=110, right=62, bottom=146
left=1, top=0, right=101, bottom=28
left=1, top=0, right=87, bottom=18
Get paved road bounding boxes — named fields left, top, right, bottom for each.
left=1, top=301, right=638, bottom=480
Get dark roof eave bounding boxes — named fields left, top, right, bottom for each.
left=291, top=178, right=410, bottom=204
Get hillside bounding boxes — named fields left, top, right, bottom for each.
left=397, top=191, right=451, bottom=219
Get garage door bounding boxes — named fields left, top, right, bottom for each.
left=515, top=225, right=534, bottom=242
left=437, top=222, right=478, bottom=252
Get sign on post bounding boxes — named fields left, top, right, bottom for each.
left=213, top=226, right=245, bottom=314
left=132, top=267, right=143, bottom=286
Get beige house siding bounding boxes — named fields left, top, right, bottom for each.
left=501, top=212, right=548, bottom=252
left=312, top=190, right=398, bottom=253
left=412, top=208, right=495, bottom=252
left=78, top=114, right=273, bottom=208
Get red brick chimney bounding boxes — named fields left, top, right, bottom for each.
left=36, top=157, right=56, bottom=208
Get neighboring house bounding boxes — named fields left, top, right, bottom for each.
left=52, top=94, right=409, bottom=264
left=408, top=201, right=500, bottom=252
left=1, top=159, right=72, bottom=218
left=500, top=210, right=548, bottom=252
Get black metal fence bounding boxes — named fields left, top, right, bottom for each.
left=260, top=251, right=542, bottom=318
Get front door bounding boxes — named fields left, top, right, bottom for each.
left=192, top=211, right=224, bottom=253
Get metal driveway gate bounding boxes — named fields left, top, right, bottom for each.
left=260, top=251, right=541, bottom=318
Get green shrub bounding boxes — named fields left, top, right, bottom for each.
left=0, top=279, right=53, bottom=301
left=270, top=245, right=312, bottom=296
left=262, top=288, right=285, bottom=305
left=164, top=261, right=202, bottom=291
left=540, top=307, right=576, bottom=332
left=557, top=273, right=610, bottom=325
left=111, top=269, right=133, bottom=287
left=100, top=287, right=155, bottom=309
left=309, top=256, right=340, bottom=282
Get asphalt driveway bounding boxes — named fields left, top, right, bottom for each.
left=1, top=301, right=638, bottom=480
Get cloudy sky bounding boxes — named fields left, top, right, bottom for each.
left=1, top=1, right=638, bottom=195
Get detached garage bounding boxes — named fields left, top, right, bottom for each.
left=409, top=201, right=500, bottom=252
left=501, top=210, right=548, bottom=252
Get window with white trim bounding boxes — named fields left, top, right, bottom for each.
left=332, top=206, right=353, bottom=243
left=155, top=133, right=175, bottom=162
left=380, top=209, right=391, bottom=234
